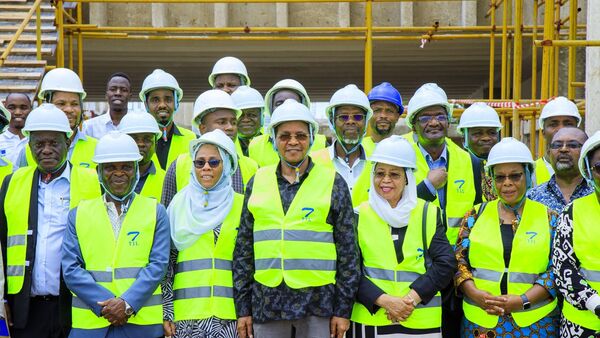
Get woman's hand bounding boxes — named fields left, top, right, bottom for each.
left=375, top=294, right=415, bottom=322
left=163, top=320, right=176, bottom=337
left=461, top=280, right=506, bottom=316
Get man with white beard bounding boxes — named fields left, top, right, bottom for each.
left=528, top=127, right=593, bottom=212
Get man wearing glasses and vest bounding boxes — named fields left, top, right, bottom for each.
left=62, top=132, right=170, bottom=338
left=233, top=99, right=359, bottom=338
left=0, top=104, right=100, bottom=338
left=404, top=83, right=483, bottom=338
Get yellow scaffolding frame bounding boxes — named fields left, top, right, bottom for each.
left=1, top=0, right=596, bottom=157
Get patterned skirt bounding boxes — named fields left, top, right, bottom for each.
left=174, top=317, right=238, bottom=338
left=461, top=312, right=559, bottom=338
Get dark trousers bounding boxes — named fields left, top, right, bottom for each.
left=12, top=296, right=68, bottom=338
left=441, top=284, right=463, bottom=338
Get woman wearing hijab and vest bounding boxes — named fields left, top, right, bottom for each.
left=348, top=136, right=455, bottom=338
left=553, top=131, right=600, bottom=337
left=454, top=137, right=559, bottom=337
left=162, top=129, right=243, bottom=338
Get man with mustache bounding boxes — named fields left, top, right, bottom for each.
left=364, top=82, right=403, bottom=150
left=404, top=83, right=483, bottom=338
left=528, top=127, right=592, bottom=213
left=139, top=69, right=196, bottom=171
left=83, top=73, right=132, bottom=139
left=0, top=93, right=32, bottom=165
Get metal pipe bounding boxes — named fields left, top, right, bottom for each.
left=567, top=0, right=578, bottom=99
left=553, top=0, right=560, bottom=97
left=531, top=0, right=538, bottom=100
left=70, top=0, right=479, bottom=2
left=56, top=0, right=65, bottom=67
left=535, top=39, right=600, bottom=46
left=540, top=0, right=554, bottom=100
left=489, top=0, right=496, bottom=100
left=571, top=81, right=585, bottom=87
left=0, top=0, right=44, bottom=67
left=77, top=2, right=83, bottom=80
left=500, top=0, right=509, bottom=99
left=364, top=0, right=373, bottom=92
left=513, top=0, right=523, bottom=101
left=529, top=115, right=536, bottom=155
left=77, top=32, right=365, bottom=40
left=68, top=31, right=74, bottom=69
left=36, top=3, right=41, bottom=60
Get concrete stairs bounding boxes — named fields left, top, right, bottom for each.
left=0, top=0, right=57, bottom=100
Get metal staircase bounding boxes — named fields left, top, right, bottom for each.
left=0, top=0, right=57, bottom=101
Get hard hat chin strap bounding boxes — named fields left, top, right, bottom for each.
left=494, top=165, right=532, bottom=222
left=584, top=157, right=600, bottom=192
left=273, top=126, right=314, bottom=183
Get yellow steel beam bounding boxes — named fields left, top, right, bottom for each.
left=36, top=3, right=41, bottom=60
left=571, top=81, right=585, bottom=87
left=0, top=0, right=44, bottom=67
left=56, top=0, right=65, bottom=67
left=77, top=2, right=83, bottom=80
left=540, top=0, right=554, bottom=100
left=500, top=0, right=509, bottom=99
left=489, top=0, right=496, bottom=100
left=364, top=0, right=373, bottom=92
left=535, top=39, right=600, bottom=47
left=512, top=0, right=523, bottom=139
left=69, top=0, right=477, bottom=2
left=567, top=0, right=578, bottom=99
left=531, top=0, right=538, bottom=100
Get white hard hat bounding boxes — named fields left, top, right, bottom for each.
left=325, top=84, right=373, bottom=122
left=231, top=86, right=264, bottom=111
left=264, top=79, right=311, bottom=116
left=93, top=131, right=143, bottom=164
left=117, top=110, right=162, bottom=137
left=457, top=102, right=502, bottom=134
left=189, top=129, right=238, bottom=173
left=192, top=89, right=242, bottom=129
left=369, top=135, right=417, bottom=170
left=579, top=131, right=600, bottom=180
left=208, top=56, right=251, bottom=88
left=22, top=103, right=73, bottom=138
left=538, top=96, right=582, bottom=129
left=485, top=137, right=534, bottom=170
left=38, top=68, right=86, bottom=100
left=139, top=69, right=183, bottom=102
left=267, top=99, right=319, bottom=137
left=406, top=83, right=453, bottom=129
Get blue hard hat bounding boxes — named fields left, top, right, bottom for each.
left=367, top=82, right=403, bottom=113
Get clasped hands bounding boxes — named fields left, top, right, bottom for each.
left=376, top=290, right=421, bottom=323
left=463, top=281, right=523, bottom=316
left=97, top=297, right=129, bottom=326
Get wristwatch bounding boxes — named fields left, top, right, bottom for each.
left=520, top=294, right=531, bottom=310
left=122, top=299, right=134, bottom=316
left=594, top=305, right=600, bottom=319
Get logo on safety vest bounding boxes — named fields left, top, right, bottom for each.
left=128, top=231, right=140, bottom=246
left=454, top=179, right=465, bottom=193
left=525, top=231, right=537, bottom=243
left=302, top=207, right=315, bottom=222
left=417, top=248, right=424, bottom=260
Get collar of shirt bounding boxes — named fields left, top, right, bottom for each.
left=418, top=142, right=447, bottom=168
left=140, top=161, right=157, bottom=179
left=0, top=129, right=21, bottom=140
left=275, top=157, right=315, bottom=186
left=70, top=130, right=87, bottom=150
left=171, top=123, right=183, bottom=136
left=39, top=162, right=71, bottom=185
left=99, top=112, right=114, bottom=125
left=328, top=140, right=367, bottom=164
left=546, top=175, right=593, bottom=201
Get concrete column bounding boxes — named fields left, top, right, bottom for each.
left=400, top=2, right=413, bottom=27
left=338, top=2, right=350, bottom=27
left=214, top=3, right=229, bottom=28
left=585, top=0, right=600, bottom=134
left=461, top=0, right=476, bottom=26
left=276, top=3, right=288, bottom=27
left=152, top=3, right=167, bottom=27
left=89, top=3, right=108, bottom=26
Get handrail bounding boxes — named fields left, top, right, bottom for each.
left=0, top=0, right=44, bottom=67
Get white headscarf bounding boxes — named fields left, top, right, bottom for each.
left=168, top=144, right=235, bottom=251
left=368, top=165, right=418, bottom=228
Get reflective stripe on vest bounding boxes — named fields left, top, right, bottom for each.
left=172, top=193, right=243, bottom=321
left=311, top=148, right=372, bottom=208
left=139, top=165, right=166, bottom=201
left=534, top=157, right=552, bottom=186
left=351, top=200, right=442, bottom=328
left=26, top=136, right=98, bottom=169
left=563, top=194, right=600, bottom=330
left=175, top=153, right=256, bottom=193
left=248, top=133, right=327, bottom=168
left=464, top=199, right=556, bottom=328
left=72, top=195, right=162, bottom=329
left=410, top=137, right=476, bottom=244
left=5, top=166, right=100, bottom=294
left=248, top=162, right=337, bottom=289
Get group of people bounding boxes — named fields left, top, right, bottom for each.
left=0, top=55, right=599, bottom=338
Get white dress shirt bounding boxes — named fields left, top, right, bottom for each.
left=83, top=112, right=119, bottom=139
left=327, top=141, right=367, bottom=192
left=0, top=130, right=27, bottom=166
left=31, top=163, right=71, bottom=296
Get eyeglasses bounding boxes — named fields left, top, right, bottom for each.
left=549, top=141, right=583, bottom=150
left=592, top=162, right=600, bottom=175
left=416, top=114, right=448, bottom=124
left=193, top=159, right=221, bottom=169
left=493, top=172, right=524, bottom=183
left=336, top=114, right=365, bottom=122
left=277, top=133, right=309, bottom=142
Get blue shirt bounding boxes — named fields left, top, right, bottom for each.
left=418, top=143, right=448, bottom=207
left=527, top=175, right=594, bottom=213
left=32, top=163, right=71, bottom=296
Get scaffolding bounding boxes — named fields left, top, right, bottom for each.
left=0, top=0, right=596, bottom=157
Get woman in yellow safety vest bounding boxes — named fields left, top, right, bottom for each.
left=349, top=136, right=456, bottom=338
left=162, top=129, right=244, bottom=338
left=553, top=130, right=600, bottom=337
left=454, top=137, right=559, bottom=337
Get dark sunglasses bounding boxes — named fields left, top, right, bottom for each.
left=193, top=159, right=221, bottom=169
left=277, top=133, right=309, bottom=142
left=494, top=172, right=524, bottom=183
left=549, top=141, right=583, bottom=150
left=416, top=114, right=448, bottom=124
left=336, top=114, right=365, bottom=122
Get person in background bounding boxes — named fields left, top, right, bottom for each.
left=0, top=93, right=31, bottom=165
left=208, top=56, right=251, bottom=95
left=83, top=72, right=132, bottom=139
left=365, top=82, right=403, bottom=149
left=231, top=86, right=264, bottom=157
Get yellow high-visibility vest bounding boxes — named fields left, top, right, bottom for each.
left=361, top=136, right=376, bottom=157
left=5, top=165, right=100, bottom=294
left=71, top=195, right=162, bottom=329
left=562, top=193, right=600, bottom=330
left=248, top=133, right=327, bottom=167
left=0, top=157, right=12, bottom=185
left=174, top=153, right=257, bottom=192
left=463, top=199, right=556, bottom=328
left=26, top=135, right=98, bottom=169
left=248, top=162, right=337, bottom=289
left=152, top=126, right=197, bottom=171
left=351, top=200, right=442, bottom=328
left=173, top=194, right=244, bottom=321
left=534, top=157, right=552, bottom=186
left=139, top=164, right=166, bottom=201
